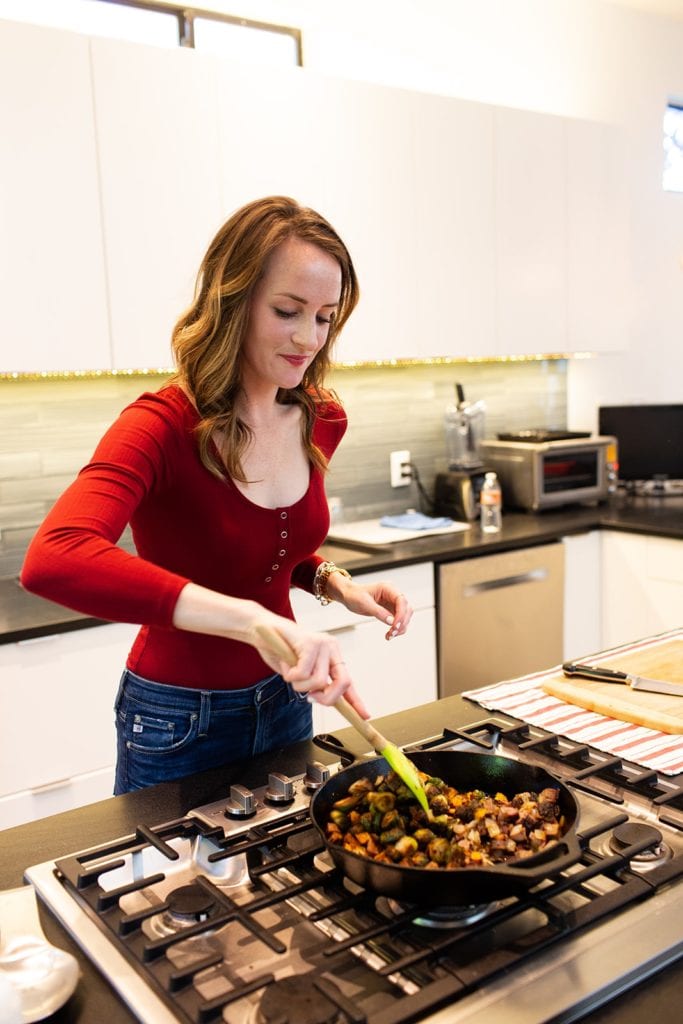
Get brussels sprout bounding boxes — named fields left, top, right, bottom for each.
left=348, top=777, right=374, bottom=795
left=380, top=827, right=406, bottom=846
left=413, top=828, right=436, bottom=846
left=332, top=794, right=361, bottom=811
left=392, top=835, right=419, bottom=858
left=367, top=791, right=396, bottom=813
left=426, top=837, right=452, bottom=865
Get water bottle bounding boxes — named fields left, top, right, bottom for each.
left=480, top=472, right=502, bottom=533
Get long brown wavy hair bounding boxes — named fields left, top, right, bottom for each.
left=170, top=196, right=359, bottom=482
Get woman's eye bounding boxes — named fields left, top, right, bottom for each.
left=274, top=308, right=297, bottom=319
left=317, top=315, right=332, bottom=325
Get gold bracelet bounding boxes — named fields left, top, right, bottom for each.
left=313, top=561, right=351, bottom=606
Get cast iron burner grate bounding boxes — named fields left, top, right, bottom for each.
left=49, top=780, right=683, bottom=1024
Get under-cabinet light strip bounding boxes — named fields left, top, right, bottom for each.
left=0, top=352, right=594, bottom=381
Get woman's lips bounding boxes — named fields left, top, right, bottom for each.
left=282, top=354, right=308, bottom=367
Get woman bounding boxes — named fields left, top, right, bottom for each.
left=21, top=196, right=413, bottom=793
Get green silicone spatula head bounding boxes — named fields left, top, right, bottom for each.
left=255, top=624, right=431, bottom=818
left=329, top=695, right=432, bottom=818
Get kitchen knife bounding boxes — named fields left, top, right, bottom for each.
left=562, top=661, right=683, bottom=696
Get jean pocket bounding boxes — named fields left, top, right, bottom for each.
left=123, top=708, right=199, bottom=754
left=286, top=683, right=311, bottom=705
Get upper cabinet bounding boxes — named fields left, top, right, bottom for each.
left=212, top=63, right=421, bottom=363
left=494, top=107, right=568, bottom=356
left=566, top=118, right=631, bottom=353
left=0, top=20, right=110, bottom=373
left=90, top=38, right=224, bottom=370
left=413, top=94, right=497, bottom=358
left=1, top=22, right=630, bottom=372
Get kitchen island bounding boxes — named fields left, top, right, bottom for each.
left=1, top=691, right=681, bottom=1024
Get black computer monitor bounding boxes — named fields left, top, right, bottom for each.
left=598, top=404, right=683, bottom=483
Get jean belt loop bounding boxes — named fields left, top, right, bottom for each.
left=198, top=691, right=211, bottom=737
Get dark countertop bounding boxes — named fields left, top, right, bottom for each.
left=1, top=694, right=681, bottom=1024
left=3, top=492, right=681, bottom=645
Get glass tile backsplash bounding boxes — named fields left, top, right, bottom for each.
left=0, top=360, right=567, bottom=578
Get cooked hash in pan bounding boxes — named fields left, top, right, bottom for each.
left=323, top=770, right=567, bottom=869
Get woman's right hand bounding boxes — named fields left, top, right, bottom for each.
left=251, top=618, right=370, bottom=718
left=172, top=583, right=370, bottom=718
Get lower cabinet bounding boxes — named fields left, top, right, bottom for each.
left=290, top=563, right=437, bottom=735
left=601, top=532, right=683, bottom=649
left=0, top=622, right=138, bottom=831
left=562, top=531, right=602, bottom=660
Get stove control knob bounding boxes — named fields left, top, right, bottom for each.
left=304, top=761, right=331, bottom=791
left=265, top=772, right=295, bottom=804
left=224, top=784, right=256, bottom=818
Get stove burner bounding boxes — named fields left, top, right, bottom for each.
left=385, top=897, right=497, bottom=929
left=166, top=883, right=216, bottom=923
left=258, top=976, right=338, bottom=1024
left=609, top=821, right=671, bottom=871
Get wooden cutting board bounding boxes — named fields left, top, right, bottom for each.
left=542, top=635, right=683, bottom=734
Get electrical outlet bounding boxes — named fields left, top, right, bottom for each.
left=390, top=449, right=411, bottom=488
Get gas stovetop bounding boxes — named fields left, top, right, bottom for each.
left=25, top=717, right=683, bottom=1024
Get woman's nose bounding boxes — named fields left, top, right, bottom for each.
left=292, top=319, right=319, bottom=350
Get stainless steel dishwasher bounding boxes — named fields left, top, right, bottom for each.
left=438, top=541, right=564, bottom=695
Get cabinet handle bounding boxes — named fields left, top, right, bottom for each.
left=324, top=624, right=357, bottom=637
left=30, top=777, right=73, bottom=795
left=462, top=567, right=548, bottom=598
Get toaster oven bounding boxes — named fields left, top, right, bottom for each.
left=479, top=435, right=617, bottom=511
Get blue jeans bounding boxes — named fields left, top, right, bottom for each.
left=113, top=669, right=313, bottom=794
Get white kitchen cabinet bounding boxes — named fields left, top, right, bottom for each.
left=494, top=106, right=567, bottom=356
left=0, top=19, right=110, bottom=373
left=90, top=37, right=224, bottom=370
left=0, top=20, right=632, bottom=371
left=0, top=622, right=138, bottom=830
left=601, top=531, right=683, bottom=649
left=213, top=62, right=420, bottom=364
left=290, top=563, right=437, bottom=734
left=563, top=531, right=602, bottom=659
left=566, top=118, right=630, bottom=353
left=413, top=93, right=497, bottom=358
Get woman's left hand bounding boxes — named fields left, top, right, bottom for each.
left=325, top=576, right=413, bottom=640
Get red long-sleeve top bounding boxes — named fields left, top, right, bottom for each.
left=20, top=385, right=346, bottom=690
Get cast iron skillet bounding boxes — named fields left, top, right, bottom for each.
left=310, top=750, right=581, bottom=904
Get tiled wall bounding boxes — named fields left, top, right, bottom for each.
left=0, top=360, right=567, bottom=577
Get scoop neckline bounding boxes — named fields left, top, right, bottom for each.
left=170, top=384, right=314, bottom=514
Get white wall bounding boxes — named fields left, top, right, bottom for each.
left=201, top=0, right=683, bottom=424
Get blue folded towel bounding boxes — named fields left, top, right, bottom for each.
left=380, top=512, right=454, bottom=531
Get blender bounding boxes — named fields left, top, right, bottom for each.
left=434, top=384, right=490, bottom=521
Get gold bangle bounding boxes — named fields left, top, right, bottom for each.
left=313, top=561, right=351, bottom=606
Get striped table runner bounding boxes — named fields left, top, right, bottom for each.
left=462, top=629, right=683, bottom=775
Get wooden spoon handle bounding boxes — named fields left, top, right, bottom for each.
left=254, top=624, right=386, bottom=752
left=254, top=624, right=299, bottom=666
left=329, top=694, right=386, bottom=753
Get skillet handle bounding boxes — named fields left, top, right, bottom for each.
left=495, top=831, right=582, bottom=882
left=312, top=732, right=357, bottom=766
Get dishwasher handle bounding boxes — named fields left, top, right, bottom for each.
left=462, top=567, right=548, bottom=598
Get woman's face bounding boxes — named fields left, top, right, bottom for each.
left=241, top=236, right=342, bottom=392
